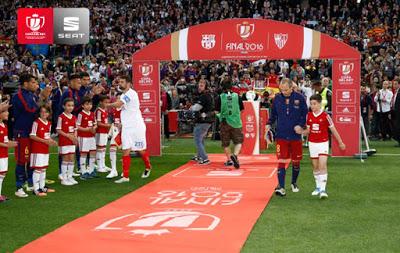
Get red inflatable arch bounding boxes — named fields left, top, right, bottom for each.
left=132, top=18, right=361, bottom=157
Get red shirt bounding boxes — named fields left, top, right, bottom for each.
left=95, top=108, right=109, bottom=134
left=267, top=74, right=279, bottom=89
left=0, top=122, right=8, bottom=158
left=112, top=108, right=121, bottom=125
left=30, top=118, right=51, bottom=154
left=307, top=111, right=334, bottom=143
left=57, top=112, right=77, bottom=146
left=77, top=110, right=96, bottom=137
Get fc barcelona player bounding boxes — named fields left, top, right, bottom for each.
left=11, top=73, right=51, bottom=197
left=266, top=78, right=308, bottom=196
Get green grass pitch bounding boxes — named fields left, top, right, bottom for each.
left=0, top=139, right=399, bottom=252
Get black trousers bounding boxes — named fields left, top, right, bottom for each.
left=379, top=112, right=392, bottom=139
left=164, top=113, right=170, bottom=139
left=362, top=115, right=370, bottom=137
left=370, top=111, right=380, bottom=138
left=392, top=111, right=400, bottom=143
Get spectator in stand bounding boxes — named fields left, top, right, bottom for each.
left=0, top=0, right=398, bottom=145
left=170, top=88, right=180, bottom=109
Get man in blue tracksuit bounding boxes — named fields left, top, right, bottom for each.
left=12, top=73, right=51, bottom=198
left=266, top=78, right=308, bottom=196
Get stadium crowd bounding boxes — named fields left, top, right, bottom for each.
left=1, top=0, right=399, bottom=139
left=0, top=0, right=399, bottom=200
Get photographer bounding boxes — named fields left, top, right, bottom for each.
left=190, top=79, right=214, bottom=165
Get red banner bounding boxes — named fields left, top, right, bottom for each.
left=133, top=61, right=161, bottom=156
left=332, top=60, right=360, bottom=156
left=241, top=101, right=259, bottom=155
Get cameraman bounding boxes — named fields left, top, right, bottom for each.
left=190, top=79, right=214, bottom=165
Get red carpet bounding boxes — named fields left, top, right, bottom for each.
left=16, top=154, right=281, bottom=253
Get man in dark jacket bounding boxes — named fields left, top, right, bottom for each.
left=12, top=73, right=51, bottom=197
left=190, top=79, right=214, bottom=165
left=392, top=80, right=400, bottom=146
left=161, top=87, right=172, bottom=140
left=266, top=78, right=308, bottom=196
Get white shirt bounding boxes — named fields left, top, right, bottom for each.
left=374, top=89, right=393, bottom=113
left=120, top=88, right=144, bottom=128
left=299, top=85, right=313, bottom=108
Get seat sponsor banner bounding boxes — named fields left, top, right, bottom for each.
left=53, top=8, right=90, bottom=45
left=241, top=101, right=260, bottom=155
left=16, top=154, right=281, bottom=253
left=332, top=59, right=360, bottom=156
left=133, top=61, right=161, bottom=156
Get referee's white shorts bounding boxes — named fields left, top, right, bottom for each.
left=309, top=141, right=329, bottom=159
left=121, top=126, right=147, bottom=151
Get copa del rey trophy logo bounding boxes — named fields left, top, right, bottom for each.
left=338, top=61, right=355, bottom=85
left=138, top=63, right=154, bottom=86
left=140, top=64, right=153, bottom=77
left=26, top=14, right=45, bottom=32
left=17, top=8, right=53, bottom=44
left=274, top=33, right=288, bottom=49
left=339, top=62, right=354, bottom=75
left=95, top=210, right=220, bottom=237
left=237, top=21, right=255, bottom=39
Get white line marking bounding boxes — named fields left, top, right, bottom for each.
left=268, top=168, right=277, bottom=178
